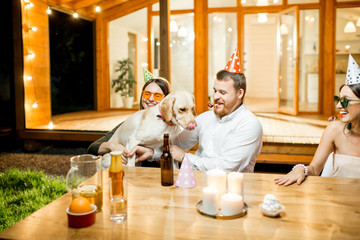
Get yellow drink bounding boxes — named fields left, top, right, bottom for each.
left=72, top=184, right=103, bottom=212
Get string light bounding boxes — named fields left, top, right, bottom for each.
left=24, top=75, right=33, bottom=81
left=32, top=101, right=38, bottom=108
left=23, top=24, right=37, bottom=32
left=95, top=5, right=101, bottom=12
left=73, top=11, right=79, bottom=18
left=23, top=0, right=52, bottom=129
left=27, top=52, right=35, bottom=59
left=48, top=121, right=54, bottom=130
left=24, top=1, right=34, bottom=8
left=47, top=6, right=52, bottom=14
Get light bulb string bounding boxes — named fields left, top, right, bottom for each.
left=23, top=1, right=52, bottom=126
left=24, top=4, right=39, bottom=106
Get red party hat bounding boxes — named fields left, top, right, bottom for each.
left=224, top=48, right=241, bottom=73
left=175, top=155, right=196, bottom=189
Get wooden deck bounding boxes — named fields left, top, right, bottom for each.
left=25, top=94, right=333, bottom=165
left=31, top=110, right=329, bottom=144
left=28, top=108, right=331, bottom=165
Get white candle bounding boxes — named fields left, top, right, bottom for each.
left=206, top=169, right=227, bottom=199
left=227, top=172, right=244, bottom=196
left=202, top=187, right=218, bottom=215
left=220, top=193, right=244, bottom=216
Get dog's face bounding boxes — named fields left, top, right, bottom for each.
left=160, top=91, right=197, bottom=130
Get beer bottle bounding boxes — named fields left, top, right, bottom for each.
left=161, top=133, right=174, bottom=186
left=109, top=151, right=124, bottom=197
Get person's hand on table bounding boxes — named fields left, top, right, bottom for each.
left=170, top=145, right=186, bottom=163
left=274, top=166, right=306, bottom=186
left=125, top=146, right=154, bottom=164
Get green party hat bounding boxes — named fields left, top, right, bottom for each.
left=143, top=68, right=156, bottom=82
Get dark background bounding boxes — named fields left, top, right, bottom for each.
left=0, top=0, right=16, bottom=150
left=49, top=10, right=95, bottom=115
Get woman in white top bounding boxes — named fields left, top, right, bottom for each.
left=275, top=55, right=360, bottom=186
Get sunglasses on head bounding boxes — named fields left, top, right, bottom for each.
left=142, top=90, right=164, bottom=101
left=333, top=95, right=360, bottom=109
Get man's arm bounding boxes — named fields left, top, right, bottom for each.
left=174, top=120, right=263, bottom=172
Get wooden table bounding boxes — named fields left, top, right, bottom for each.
left=1, top=167, right=360, bottom=239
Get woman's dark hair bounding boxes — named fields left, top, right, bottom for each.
left=339, top=83, right=360, bottom=133
left=140, top=78, right=171, bottom=109
left=216, top=70, right=247, bottom=97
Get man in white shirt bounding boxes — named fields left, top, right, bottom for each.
left=171, top=69, right=263, bottom=172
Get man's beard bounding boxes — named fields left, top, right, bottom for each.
left=214, top=97, right=238, bottom=118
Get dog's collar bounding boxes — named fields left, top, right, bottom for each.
left=157, top=104, right=176, bottom=127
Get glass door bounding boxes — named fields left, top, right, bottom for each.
left=278, top=7, right=299, bottom=115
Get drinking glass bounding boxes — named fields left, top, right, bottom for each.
left=109, top=178, right=127, bottom=223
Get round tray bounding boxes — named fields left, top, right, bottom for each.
left=196, top=200, right=248, bottom=219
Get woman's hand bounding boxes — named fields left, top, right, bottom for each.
left=274, top=166, right=306, bottom=186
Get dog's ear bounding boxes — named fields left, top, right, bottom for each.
left=160, top=93, right=175, bottom=122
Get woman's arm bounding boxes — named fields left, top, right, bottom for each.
left=87, top=123, right=125, bottom=155
left=274, top=122, right=338, bottom=186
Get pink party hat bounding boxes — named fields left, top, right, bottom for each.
left=224, top=48, right=242, bottom=73
left=345, top=54, right=360, bottom=86
left=175, top=155, right=196, bottom=188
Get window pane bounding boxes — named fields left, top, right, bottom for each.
left=152, top=0, right=193, bottom=11
left=151, top=14, right=195, bottom=93
left=108, top=8, right=147, bottom=108
left=208, top=0, right=236, bottom=8
left=170, top=14, right=195, bottom=93
left=241, top=0, right=282, bottom=7
left=299, top=9, right=319, bottom=112
left=244, top=13, right=278, bottom=112
left=335, top=7, right=360, bottom=98
left=208, top=13, right=237, bottom=101
left=288, top=0, right=318, bottom=4
left=151, top=16, right=160, bottom=76
left=49, top=10, right=94, bottom=115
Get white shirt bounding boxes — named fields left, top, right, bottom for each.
left=173, top=104, right=263, bottom=172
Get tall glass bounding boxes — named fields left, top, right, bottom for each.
left=66, top=154, right=103, bottom=212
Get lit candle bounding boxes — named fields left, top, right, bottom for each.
left=202, top=187, right=218, bottom=215
left=220, top=193, right=244, bottom=216
left=206, top=169, right=226, bottom=199
left=227, top=172, right=244, bottom=196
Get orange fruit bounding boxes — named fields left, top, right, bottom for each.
left=69, top=197, right=92, bottom=213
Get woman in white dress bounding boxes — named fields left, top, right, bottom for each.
left=274, top=55, right=360, bottom=186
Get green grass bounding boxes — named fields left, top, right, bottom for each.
left=0, top=168, right=67, bottom=232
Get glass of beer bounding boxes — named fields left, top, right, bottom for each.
left=66, top=154, right=103, bottom=212
left=109, top=177, right=127, bottom=223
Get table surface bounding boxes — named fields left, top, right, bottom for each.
left=1, top=167, right=360, bottom=240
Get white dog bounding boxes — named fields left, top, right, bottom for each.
left=106, top=91, right=197, bottom=166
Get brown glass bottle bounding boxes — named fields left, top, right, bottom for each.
left=161, top=133, right=174, bottom=186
